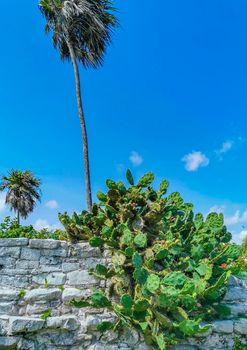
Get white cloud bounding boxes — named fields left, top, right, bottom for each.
left=33, top=219, right=60, bottom=231
left=129, top=151, right=143, bottom=166
left=232, top=230, right=247, bottom=244
left=182, top=151, right=209, bottom=172
left=45, top=200, right=59, bottom=209
left=0, top=193, right=6, bottom=212
left=224, top=210, right=247, bottom=226
left=216, top=140, right=234, bottom=158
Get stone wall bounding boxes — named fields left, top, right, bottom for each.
left=0, top=238, right=246, bottom=350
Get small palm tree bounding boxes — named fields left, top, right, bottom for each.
left=0, top=170, right=41, bottom=225
left=39, top=0, right=118, bottom=212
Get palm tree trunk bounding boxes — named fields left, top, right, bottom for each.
left=17, top=210, right=20, bottom=226
left=66, top=39, right=93, bottom=212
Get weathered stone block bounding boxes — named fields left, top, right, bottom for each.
left=0, top=276, right=29, bottom=289
left=62, top=288, right=90, bottom=303
left=0, top=290, right=19, bottom=302
left=46, top=316, right=79, bottom=331
left=9, top=317, right=44, bottom=334
left=32, top=273, right=66, bottom=286
left=0, top=336, right=19, bottom=350
left=234, top=318, right=247, bottom=335
left=24, top=288, right=61, bottom=302
left=20, top=248, right=40, bottom=261
left=62, top=262, right=80, bottom=273
left=67, top=270, right=98, bottom=286
left=224, top=287, right=247, bottom=302
left=41, top=248, right=67, bottom=258
left=0, top=248, right=20, bottom=259
left=29, top=240, right=68, bottom=250
left=212, top=320, right=233, bottom=334
left=16, top=260, right=39, bottom=270
left=0, top=239, right=28, bottom=247
left=39, top=256, right=62, bottom=265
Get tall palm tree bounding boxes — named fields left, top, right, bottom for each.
left=39, top=0, right=118, bottom=212
left=0, top=170, right=41, bottom=225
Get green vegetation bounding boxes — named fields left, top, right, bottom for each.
left=59, top=170, right=242, bottom=349
left=40, top=309, right=52, bottom=320
left=233, top=338, right=247, bottom=350
left=0, top=170, right=41, bottom=225
left=0, top=216, right=65, bottom=240
left=39, top=0, right=118, bottom=212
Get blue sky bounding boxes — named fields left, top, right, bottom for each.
left=0, top=0, right=247, bottom=242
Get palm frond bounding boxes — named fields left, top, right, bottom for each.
left=39, top=0, right=118, bottom=68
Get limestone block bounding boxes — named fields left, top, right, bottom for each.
left=212, top=320, right=234, bottom=334
left=62, top=263, right=80, bottom=273
left=29, top=240, right=68, bottom=250
left=20, top=248, right=40, bottom=261
left=62, top=288, right=90, bottom=303
left=224, top=287, right=247, bottom=302
left=0, top=290, right=20, bottom=302
left=14, top=260, right=39, bottom=269
left=41, top=248, right=67, bottom=258
left=0, top=239, right=28, bottom=247
left=0, top=248, right=20, bottom=259
left=46, top=316, right=80, bottom=331
left=0, top=276, right=29, bottom=289
left=32, top=273, right=66, bottom=286
left=0, top=336, right=19, bottom=350
left=234, top=318, right=247, bottom=335
left=67, top=270, right=98, bottom=286
left=8, top=317, right=44, bottom=334
left=39, top=256, right=63, bottom=265
left=24, top=288, right=61, bottom=302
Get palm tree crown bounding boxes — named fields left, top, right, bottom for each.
left=39, top=0, right=118, bottom=68
left=0, top=170, right=41, bottom=224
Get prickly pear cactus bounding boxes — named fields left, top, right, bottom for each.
left=59, top=170, right=241, bottom=350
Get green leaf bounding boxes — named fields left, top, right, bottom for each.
left=133, top=268, right=149, bottom=285
left=132, top=252, right=142, bottom=268
left=134, top=299, right=149, bottom=312
left=97, top=321, right=114, bottom=333
left=178, top=320, right=200, bottom=336
left=155, top=334, right=166, bottom=350
left=95, top=264, right=108, bottom=276
left=162, top=272, right=187, bottom=287
left=125, top=247, right=134, bottom=257
left=146, top=274, right=160, bottom=293
left=134, top=233, right=147, bottom=248
left=159, top=179, right=169, bottom=194
left=126, top=169, right=134, bottom=186
left=91, top=290, right=111, bottom=308
left=195, top=263, right=212, bottom=280
left=71, top=299, right=91, bottom=308
left=194, top=213, right=204, bottom=229
left=40, top=309, right=52, bottom=320
left=106, top=179, right=118, bottom=189
left=138, top=173, right=155, bottom=187
left=122, top=229, right=133, bottom=246
left=102, top=226, right=112, bottom=238
left=121, top=294, right=133, bottom=309
left=89, top=236, right=104, bottom=247
left=96, top=191, right=107, bottom=202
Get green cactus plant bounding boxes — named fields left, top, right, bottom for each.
left=59, top=170, right=241, bottom=350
